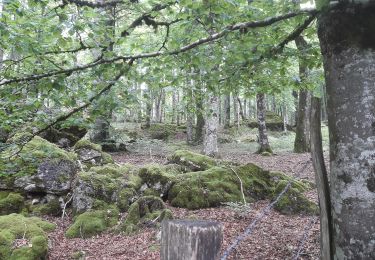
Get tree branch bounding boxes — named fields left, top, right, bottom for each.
left=0, top=9, right=317, bottom=86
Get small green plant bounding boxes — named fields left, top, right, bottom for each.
left=222, top=202, right=252, bottom=219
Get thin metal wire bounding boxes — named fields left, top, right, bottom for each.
left=292, top=216, right=318, bottom=260
left=221, top=160, right=311, bottom=260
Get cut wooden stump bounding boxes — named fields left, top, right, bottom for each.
left=161, top=220, right=223, bottom=260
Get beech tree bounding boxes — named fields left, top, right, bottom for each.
left=317, top=1, right=375, bottom=258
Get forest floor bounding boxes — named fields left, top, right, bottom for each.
left=47, top=125, right=327, bottom=260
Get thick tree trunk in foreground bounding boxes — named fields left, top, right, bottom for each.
left=310, top=97, right=333, bottom=260
left=203, top=94, right=219, bottom=157
left=161, top=220, right=222, bottom=260
left=256, top=93, right=272, bottom=154
left=318, top=5, right=375, bottom=259
left=223, top=94, right=231, bottom=129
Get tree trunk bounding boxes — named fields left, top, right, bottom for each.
left=171, top=91, right=177, bottom=124
left=195, top=90, right=205, bottom=143
left=294, top=90, right=311, bottom=153
left=223, top=94, right=231, bottom=129
left=161, top=220, right=222, bottom=260
left=203, top=94, right=219, bottom=157
left=318, top=4, right=375, bottom=259
left=237, top=96, right=245, bottom=121
left=310, top=96, right=333, bottom=260
left=294, top=35, right=311, bottom=153
left=256, top=93, right=272, bottom=154
left=233, top=93, right=239, bottom=126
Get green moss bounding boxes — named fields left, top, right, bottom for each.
left=74, top=139, right=102, bottom=151
left=260, top=151, right=273, bottom=156
left=168, top=150, right=217, bottom=171
left=121, top=196, right=168, bottom=234
left=66, top=206, right=119, bottom=238
left=102, top=152, right=114, bottom=164
left=0, top=193, right=25, bottom=215
left=147, top=124, right=177, bottom=140
left=168, top=163, right=306, bottom=210
left=117, top=188, right=137, bottom=212
left=139, top=164, right=177, bottom=186
left=30, top=199, right=61, bottom=217
left=0, top=214, right=55, bottom=260
left=0, top=135, right=76, bottom=183
left=273, top=180, right=318, bottom=215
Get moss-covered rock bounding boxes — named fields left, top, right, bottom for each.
left=146, top=124, right=177, bottom=140
left=66, top=205, right=119, bottom=238
left=73, top=139, right=114, bottom=169
left=168, top=150, right=217, bottom=171
left=167, top=163, right=316, bottom=213
left=0, top=214, right=55, bottom=260
left=121, top=196, right=172, bottom=234
left=0, top=192, right=25, bottom=215
left=247, top=111, right=291, bottom=131
left=138, top=164, right=180, bottom=198
left=30, top=198, right=62, bottom=217
left=273, top=180, right=318, bottom=215
left=72, top=164, right=138, bottom=213
left=0, top=135, right=78, bottom=194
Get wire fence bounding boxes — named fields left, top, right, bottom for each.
left=292, top=216, right=319, bottom=260
left=221, top=159, right=312, bottom=260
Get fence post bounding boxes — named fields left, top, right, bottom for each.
left=161, top=220, right=223, bottom=260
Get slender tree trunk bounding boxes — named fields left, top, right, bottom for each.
left=203, top=94, right=219, bottom=157
left=310, top=96, right=333, bottom=260
left=294, top=90, right=311, bottom=152
left=256, top=93, right=272, bottom=154
left=233, top=93, right=239, bottom=126
left=195, top=89, right=205, bottom=143
left=294, top=36, right=311, bottom=153
left=223, top=94, right=231, bottom=129
left=145, top=87, right=152, bottom=128
left=292, top=90, right=298, bottom=126
left=243, top=99, right=247, bottom=119
left=318, top=4, right=375, bottom=259
left=171, top=91, right=177, bottom=124
left=237, top=97, right=245, bottom=121
left=176, top=90, right=180, bottom=126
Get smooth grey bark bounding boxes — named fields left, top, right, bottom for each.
left=256, top=93, right=272, bottom=154
left=318, top=4, right=375, bottom=259
left=223, top=94, right=231, bottom=129
left=144, top=87, right=152, bottom=128
left=310, top=96, right=333, bottom=260
left=203, top=94, right=219, bottom=157
left=186, top=81, right=194, bottom=145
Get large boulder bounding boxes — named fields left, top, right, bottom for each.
left=0, top=134, right=78, bottom=195
left=72, top=164, right=140, bottom=213
left=0, top=214, right=55, bottom=260
left=167, top=162, right=316, bottom=214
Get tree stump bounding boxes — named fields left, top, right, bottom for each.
left=161, top=220, right=223, bottom=260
